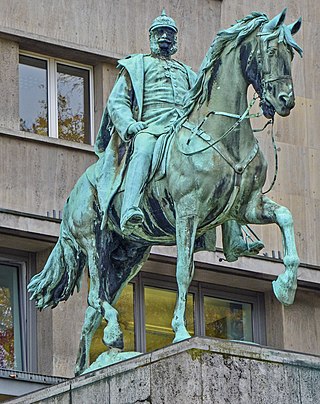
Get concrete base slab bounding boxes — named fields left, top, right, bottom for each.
left=6, top=337, right=320, bottom=403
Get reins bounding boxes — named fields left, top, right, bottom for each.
left=182, top=94, right=262, bottom=156
left=261, top=117, right=278, bottom=194
left=181, top=98, right=277, bottom=194
left=180, top=25, right=288, bottom=195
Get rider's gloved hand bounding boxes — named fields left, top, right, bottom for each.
left=128, top=121, right=148, bottom=136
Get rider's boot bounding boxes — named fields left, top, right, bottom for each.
left=120, top=155, right=149, bottom=234
left=222, top=220, right=264, bottom=262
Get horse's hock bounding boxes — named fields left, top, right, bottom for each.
left=8, top=337, right=320, bottom=404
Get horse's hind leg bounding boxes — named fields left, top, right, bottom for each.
left=101, top=301, right=123, bottom=349
left=245, top=195, right=300, bottom=305
left=172, top=214, right=198, bottom=343
left=75, top=306, right=102, bottom=376
left=86, top=250, right=124, bottom=350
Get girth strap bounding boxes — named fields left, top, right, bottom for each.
left=196, top=142, right=260, bottom=232
left=179, top=121, right=260, bottom=227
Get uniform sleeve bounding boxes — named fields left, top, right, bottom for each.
left=107, top=70, right=137, bottom=141
left=187, top=67, right=198, bottom=88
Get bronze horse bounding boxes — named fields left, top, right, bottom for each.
left=28, top=10, right=302, bottom=375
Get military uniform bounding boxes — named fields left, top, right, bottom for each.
left=107, top=54, right=196, bottom=140
left=106, top=53, right=196, bottom=230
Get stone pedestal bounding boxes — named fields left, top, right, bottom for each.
left=7, top=337, right=320, bottom=403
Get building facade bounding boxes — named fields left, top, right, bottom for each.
left=0, top=0, right=319, bottom=400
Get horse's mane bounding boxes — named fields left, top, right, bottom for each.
left=181, top=11, right=302, bottom=116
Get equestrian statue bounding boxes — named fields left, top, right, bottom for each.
left=28, top=9, right=302, bottom=375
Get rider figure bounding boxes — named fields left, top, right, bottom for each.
left=107, top=10, right=197, bottom=233
left=106, top=10, right=264, bottom=259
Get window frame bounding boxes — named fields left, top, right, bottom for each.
left=129, top=272, right=266, bottom=353
left=0, top=250, right=37, bottom=372
left=19, top=51, right=94, bottom=145
left=198, top=282, right=266, bottom=345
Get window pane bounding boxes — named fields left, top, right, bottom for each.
left=0, top=265, right=22, bottom=369
left=19, top=55, right=48, bottom=136
left=144, top=286, right=194, bottom=352
left=204, top=296, right=252, bottom=341
left=57, top=64, right=90, bottom=144
left=90, top=283, right=134, bottom=364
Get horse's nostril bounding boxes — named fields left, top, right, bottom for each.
left=279, top=94, right=288, bottom=105
left=278, top=92, right=294, bottom=108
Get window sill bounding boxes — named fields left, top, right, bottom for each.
left=0, top=126, right=95, bottom=153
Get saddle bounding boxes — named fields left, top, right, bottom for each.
left=118, top=131, right=174, bottom=193
left=149, top=131, right=174, bottom=183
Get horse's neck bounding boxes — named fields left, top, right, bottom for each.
left=194, top=48, right=255, bottom=161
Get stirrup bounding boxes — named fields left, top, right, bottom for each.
left=120, top=207, right=144, bottom=233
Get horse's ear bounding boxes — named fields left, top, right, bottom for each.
left=287, top=17, right=302, bottom=35
left=262, top=8, right=287, bottom=33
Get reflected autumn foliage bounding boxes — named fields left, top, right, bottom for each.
left=0, top=287, right=15, bottom=368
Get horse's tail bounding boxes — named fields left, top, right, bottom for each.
left=28, top=222, right=86, bottom=309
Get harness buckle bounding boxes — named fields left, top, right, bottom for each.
left=234, top=164, right=244, bottom=174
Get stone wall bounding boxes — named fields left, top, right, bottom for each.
left=7, top=337, right=320, bottom=403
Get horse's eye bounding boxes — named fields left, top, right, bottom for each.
left=267, top=48, right=276, bottom=57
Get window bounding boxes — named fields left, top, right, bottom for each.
left=203, top=296, right=252, bottom=341
left=0, top=253, right=36, bottom=372
left=144, top=286, right=194, bottom=351
left=90, top=273, right=265, bottom=361
left=0, top=265, right=22, bottom=369
left=19, top=53, right=93, bottom=144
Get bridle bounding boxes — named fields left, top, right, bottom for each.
left=246, top=30, right=293, bottom=108
left=179, top=27, right=295, bottom=194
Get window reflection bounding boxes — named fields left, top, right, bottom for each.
left=57, top=64, right=90, bottom=144
left=0, top=265, right=22, bottom=369
left=19, top=54, right=91, bottom=143
left=88, top=278, right=260, bottom=361
left=144, top=286, right=194, bottom=351
left=90, top=283, right=134, bottom=364
left=204, top=296, right=252, bottom=341
left=19, top=55, right=48, bottom=136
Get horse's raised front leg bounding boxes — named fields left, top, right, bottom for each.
left=245, top=195, right=300, bottom=305
left=172, top=214, right=198, bottom=343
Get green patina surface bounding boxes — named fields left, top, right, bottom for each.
left=27, top=9, right=302, bottom=375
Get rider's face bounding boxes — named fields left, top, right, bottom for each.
left=150, top=27, right=177, bottom=57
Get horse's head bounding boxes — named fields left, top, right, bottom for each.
left=242, top=9, right=302, bottom=119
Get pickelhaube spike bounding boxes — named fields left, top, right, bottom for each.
left=149, top=9, right=178, bottom=33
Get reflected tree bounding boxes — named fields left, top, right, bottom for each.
left=0, top=287, right=14, bottom=368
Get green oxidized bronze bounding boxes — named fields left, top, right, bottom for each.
left=28, top=9, right=302, bottom=375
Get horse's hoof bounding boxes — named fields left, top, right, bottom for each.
left=173, top=330, right=192, bottom=343
left=272, top=278, right=297, bottom=306
left=103, top=329, right=124, bottom=350
left=74, top=368, right=81, bottom=377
